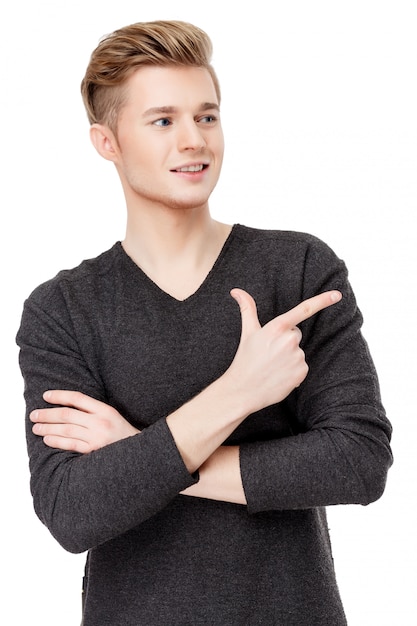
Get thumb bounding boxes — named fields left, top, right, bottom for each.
left=230, top=288, right=261, bottom=338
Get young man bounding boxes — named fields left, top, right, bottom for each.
left=17, top=20, right=393, bottom=625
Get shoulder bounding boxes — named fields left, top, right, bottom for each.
left=230, top=224, right=349, bottom=305
left=233, top=224, right=342, bottom=264
left=234, top=223, right=331, bottom=247
left=23, top=243, right=122, bottom=309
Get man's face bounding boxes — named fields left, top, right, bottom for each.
left=113, top=65, right=224, bottom=212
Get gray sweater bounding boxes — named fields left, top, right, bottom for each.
left=17, top=225, right=393, bottom=625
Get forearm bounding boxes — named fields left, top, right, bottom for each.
left=29, top=374, right=249, bottom=551
left=179, top=405, right=392, bottom=512
left=181, top=445, right=246, bottom=505
left=166, top=373, right=250, bottom=474
left=166, top=289, right=341, bottom=474
left=29, top=418, right=198, bottom=553
left=240, top=411, right=392, bottom=513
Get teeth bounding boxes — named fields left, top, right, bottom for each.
left=177, top=164, right=204, bottom=172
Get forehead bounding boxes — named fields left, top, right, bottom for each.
left=123, top=66, right=219, bottom=111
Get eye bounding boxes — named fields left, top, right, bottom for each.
left=153, top=118, right=172, bottom=127
left=199, top=114, right=218, bottom=124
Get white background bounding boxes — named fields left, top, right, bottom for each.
left=2, top=1, right=416, bottom=624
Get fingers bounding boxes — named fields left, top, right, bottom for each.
left=30, top=406, right=87, bottom=426
left=271, top=290, right=342, bottom=331
left=40, top=435, right=92, bottom=454
left=42, top=390, right=106, bottom=414
left=30, top=407, right=92, bottom=452
left=32, top=421, right=89, bottom=443
left=230, top=289, right=261, bottom=337
left=30, top=390, right=96, bottom=427
left=231, top=288, right=342, bottom=335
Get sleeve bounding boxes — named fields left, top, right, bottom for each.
left=16, top=283, right=198, bottom=554
left=239, top=236, right=393, bottom=513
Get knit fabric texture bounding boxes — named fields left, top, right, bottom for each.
left=17, top=225, right=393, bottom=625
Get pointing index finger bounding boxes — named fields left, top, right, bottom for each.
left=278, top=290, right=342, bottom=328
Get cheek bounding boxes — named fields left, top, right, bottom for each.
left=214, top=132, right=225, bottom=159
left=121, top=143, right=157, bottom=170
left=215, top=139, right=225, bottom=167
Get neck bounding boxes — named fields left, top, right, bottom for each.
left=121, top=204, right=232, bottom=300
left=123, top=204, right=211, bottom=261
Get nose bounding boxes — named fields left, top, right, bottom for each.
left=177, top=119, right=206, bottom=152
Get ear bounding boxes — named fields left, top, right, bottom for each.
left=89, top=124, right=119, bottom=162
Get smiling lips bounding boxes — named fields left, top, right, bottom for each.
left=173, top=164, right=208, bottom=173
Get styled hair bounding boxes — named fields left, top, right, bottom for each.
left=80, top=20, right=221, bottom=132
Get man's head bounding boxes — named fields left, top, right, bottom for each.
left=81, top=20, right=221, bottom=134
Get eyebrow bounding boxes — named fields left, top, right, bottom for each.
left=142, top=102, right=220, bottom=118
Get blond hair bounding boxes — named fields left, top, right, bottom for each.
left=81, top=20, right=221, bottom=132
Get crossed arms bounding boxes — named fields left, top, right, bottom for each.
left=17, top=266, right=393, bottom=553
left=29, top=288, right=341, bottom=504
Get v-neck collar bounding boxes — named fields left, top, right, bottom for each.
left=116, top=224, right=239, bottom=305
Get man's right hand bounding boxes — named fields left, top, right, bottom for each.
left=227, top=288, right=342, bottom=414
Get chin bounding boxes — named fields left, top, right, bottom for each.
left=163, top=194, right=212, bottom=211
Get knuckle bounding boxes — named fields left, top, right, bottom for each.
left=272, top=319, right=286, bottom=335
left=61, top=407, right=73, bottom=421
left=100, top=417, right=114, bottom=432
left=61, top=424, right=74, bottom=438
left=290, top=329, right=302, bottom=347
left=294, top=359, right=309, bottom=386
left=300, top=302, right=313, bottom=319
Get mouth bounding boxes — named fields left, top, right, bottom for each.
left=172, top=164, right=209, bottom=173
